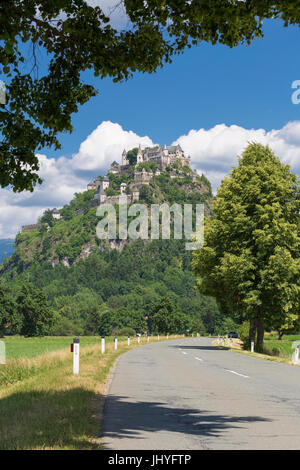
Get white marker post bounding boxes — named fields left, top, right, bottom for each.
left=0, top=341, right=5, bottom=365
left=137, top=334, right=140, bottom=344
left=114, top=336, right=118, bottom=350
left=73, top=337, right=80, bottom=375
left=101, top=336, right=105, bottom=354
left=292, top=341, right=300, bottom=364
left=157, top=334, right=160, bottom=341
left=167, top=334, right=169, bottom=340
left=128, top=336, right=130, bottom=346
left=251, top=341, right=254, bottom=353
left=147, top=335, right=150, bottom=343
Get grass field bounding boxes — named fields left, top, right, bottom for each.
left=0, top=334, right=175, bottom=450
left=263, top=334, right=300, bottom=358
left=1, top=335, right=117, bottom=360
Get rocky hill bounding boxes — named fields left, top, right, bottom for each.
left=3, top=161, right=213, bottom=273
left=0, top=157, right=223, bottom=336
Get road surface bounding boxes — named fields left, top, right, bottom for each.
left=101, top=337, right=300, bottom=450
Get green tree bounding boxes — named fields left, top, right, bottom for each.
left=149, top=297, right=188, bottom=334
left=127, top=148, right=138, bottom=166
left=39, top=209, right=55, bottom=227
left=193, top=143, right=300, bottom=350
left=0, top=282, right=21, bottom=336
left=98, top=307, right=146, bottom=336
left=271, top=313, right=300, bottom=341
left=84, top=306, right=103, bottom=335
left=188, top=317, right=206, bottom=336
left=17, top=282, right=56, bottom=336
left=2, top=2, right=300, bottom=191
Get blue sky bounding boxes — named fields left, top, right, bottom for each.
left=1, top=13, right=300, bottom=238
left=53, top=18, right=300, bottom=157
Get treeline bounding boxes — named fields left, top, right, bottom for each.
left=0, top=282, right=56, bottom=337
left=1, top=239, right=237, bottom=337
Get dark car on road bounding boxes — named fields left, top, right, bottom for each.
left=228, top=331, right=239, bottom=338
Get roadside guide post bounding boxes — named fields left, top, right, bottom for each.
left=292, top=341, right=300, bottom=364
left=114, top=336, right=118, bottom=350
left=101, top=336, right=105, bottom=354
left=128, top=336, right=130, bottom=346
left=73, top=337, right=80, bottom=375
left=251, top=341, right=254, bottom=353
left=0, top=341, right=5, bottom=365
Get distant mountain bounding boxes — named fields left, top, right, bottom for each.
left=0, top=238, right=14, bottom=262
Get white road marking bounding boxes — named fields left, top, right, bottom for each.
left=194, top=357, right=203, bottom=362
left=225, top=369, right=249, bottom=379
left=182, top=351, right=187, bottom=355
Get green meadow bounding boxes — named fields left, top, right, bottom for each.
left=2, top=335, right=114, bottom=360
left=0, top=335, right=174, bottom=449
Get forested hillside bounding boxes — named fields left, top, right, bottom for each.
left=0, top=166, right=233, bottom=336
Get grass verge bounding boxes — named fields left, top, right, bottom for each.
left=211, top=338, right=299, bottom=366
left=0, top=335, right=174, bottom=450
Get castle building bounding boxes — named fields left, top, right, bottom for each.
left=108, top=144, right=192, bottom=176
left=136, top=144, right=143, bottom=164
left=134, top=168, right=153, bottom=184
left=93, top=144, right=196, bottom=206
left=122, top=149, right=129, bottom=166
left=52, top=209, right=62, bottom=220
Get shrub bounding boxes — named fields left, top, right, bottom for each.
left=119, top=327, right=136, bottom=337
left=238, top=321, right=250, bottom=350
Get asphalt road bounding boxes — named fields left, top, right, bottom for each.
left=101, top=337, right=300, bottom=450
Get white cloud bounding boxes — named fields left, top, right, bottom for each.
left=0, top=120, right=299, bottom=239
left=86, top=0, right=130, bottom=29
left=0, top=121, right=153, bottom=238
left=173, top=122, right=300, bottom=192
left=72, top=121, right=153, bottom=171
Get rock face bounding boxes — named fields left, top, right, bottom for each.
left=62, top=257, right=70, bottom=267
left=80, top=242, right=97, bottom=260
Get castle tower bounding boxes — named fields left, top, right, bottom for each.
left=101, top=176, right=110, bottom=191
left=136, top=144, right=143, bottom=164
left=122, top=149, right=129, bottom=166
left=120, top=182, right=127, bottom=195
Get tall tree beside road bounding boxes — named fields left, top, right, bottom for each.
left=17, top=282, right=56, bottom=336
left=0, top=282, right=20, bottom=336
left=2, top=1, right=300, bottom=191
left=193, top=143, right=300, bottom=349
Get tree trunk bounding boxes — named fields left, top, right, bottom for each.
left=256, top=318, right=265, bottom=350
left=249, top=319, right=257, bottom=345
left=277, top=330, right=283, bottom=341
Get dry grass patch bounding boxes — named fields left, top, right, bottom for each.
left=0, top=336, right=172, bottom=450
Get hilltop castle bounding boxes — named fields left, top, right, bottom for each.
left=88, top=144, right=196, bottom=206
left=21, top=144, right=199, bottom=232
